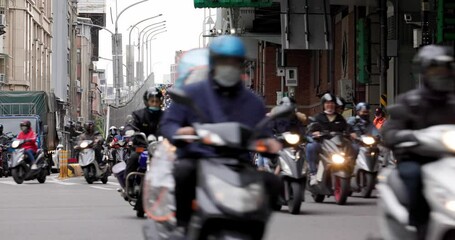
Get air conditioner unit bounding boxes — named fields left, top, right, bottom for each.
left=0, top=14, right=6, bottom=27
left=77, top=117, right=84, bottom=122
left=285, top=67, right=298, bottom=86
left=0, top=74, right=6, bottom=83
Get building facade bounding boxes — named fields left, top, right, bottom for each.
left=1, top=0, right=53, bottom=91
left=76, top=18, right=93, bottom=123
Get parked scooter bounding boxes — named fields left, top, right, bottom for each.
left=114, top=130, right=156, bottom=218
left=275, top=132, right=306, bottom=214
left=351, top=135, right=380, bottom=198
left=77, top=140, right=110, bottom=184
left=10, top=139, right=47, bottom=184
left=378, top=124, right=455, bottom=240
left=306, top=132, right=354, bottom=205
left=143, top=89, right=293, bottom=240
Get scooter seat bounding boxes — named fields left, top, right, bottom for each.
left=387, top=170, right=409, bottom=207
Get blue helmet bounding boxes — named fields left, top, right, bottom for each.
left=209, top=35, right=246, bottom=60
left=355, top=102, right=370, bottom=112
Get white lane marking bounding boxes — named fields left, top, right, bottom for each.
left=0, top=181, right=19, bottom=185
left=47, top=180, right=79, bottom=186
left=106, top=182, right=120, bottom=186
left=90, top=186, right=115, bottom=191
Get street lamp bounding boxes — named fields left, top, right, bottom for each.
left=140, top=26, right=166, bottom=80
left=126, top=14, right=163, bottom=94
left=146, top=30, right=167, bottom=77
left=112, top=0, right=149, bottom=106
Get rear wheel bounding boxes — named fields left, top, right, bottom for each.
left=287, top=181, right=303, bottom=214
left=334, top=176, right=350, bottom=205
left=101, top=174, right=108, bottom=184
left=12, top=167, right=25, bottom=184
left=360, top=172, right=376, bottom=198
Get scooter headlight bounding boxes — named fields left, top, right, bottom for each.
left=332, top=154, right=345, bottom=164
left=362, top=136, right=375, bottom=145
left=80, top=141, right=90, bottom=149
left=283, top=133, right=300, bottom=145
left=11, top=140, right=20, bottom=149
left=442, top=131, right=455, bottom=152
left=207, top=174, right=264, bottom=213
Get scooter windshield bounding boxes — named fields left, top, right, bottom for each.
left=79, top=149, right=95, bottom=167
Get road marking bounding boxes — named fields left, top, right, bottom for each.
left=0, top=181, right=19, bottom=185
left=106, top=182, right=120, bottom=186
left=47, top=180, right=79, bottom=186
left=90, top=186, right=115, bottom=191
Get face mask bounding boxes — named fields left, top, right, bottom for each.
left=148, top=106, right=161, bottom=112
left=426, top=76, right=455, bottom=93
left=213, top=65, right=241, bottom=87
left=324, top=110, right=335, bottom=115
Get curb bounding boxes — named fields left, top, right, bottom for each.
left=68, top=164, right=83, bottom=177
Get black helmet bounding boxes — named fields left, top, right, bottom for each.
left=355, top=102, right=370, bottom=112
left=0, top=124, right=3, bottom=132
left=375, top=107, right=385, bottom=117
left=321, top=93, right=337, bottom=105
left=20, top=121, right=31, bottom=128
left=143, top=87, right=163, bottom=106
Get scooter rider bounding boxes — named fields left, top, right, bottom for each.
left=124, top=87, right=163, bottom=192
left=348, top=102, right=380, bottom=158
left=306, top=93, right=351, bottom=185
left=160, top=35, right=282, bottom=232
left=107, top=126, right=119, bottom=143
left=16, top=121, right=38, bottom=168
left=382, top=45, right=455, bottom=239
left=78, top=121, right=104, bottom=165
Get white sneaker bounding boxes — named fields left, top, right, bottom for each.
left=31, top=164, right=38, bottom=170
left=310, top=174, right=318, bottom=186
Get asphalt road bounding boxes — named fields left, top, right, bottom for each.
left=0, top=175, right=381, bottom=240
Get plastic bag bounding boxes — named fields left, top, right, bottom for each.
left=143, top=139, right=176, bottom=225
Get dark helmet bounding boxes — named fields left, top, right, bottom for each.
left=413, top=45, right=455, bottom=92
left=143, top=87, right=163, bottom=106
left=336, top=97, right=346, bottom=110
left=320, top=93, right=337, bottom=105
left=84, top=121, right=94, bottom=131
left=413, top=45, right=454, bottom=71
left=20, top=120, right=31, bottom=128
left=355, top=102, right=370, bottom=112
left=0, top=124, right=3, bottom=132
left=208, top=35, right=246, bottom=67
left=375, top=107, right=385, bottom=117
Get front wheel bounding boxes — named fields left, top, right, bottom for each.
left=334, top=176, right=350, bottom=205
left=312, top=194, right=325, bottom=203
left=101, top=174, right=108, bottom=184
left=83, top=167, right=94, bottom=184
left=287, top=181, right=303, bottom=214
left=37, top=169, right=46, bottom=184
left=360, top=172, right=376, bottom=198
left=12, top=167, right=25, bottom=184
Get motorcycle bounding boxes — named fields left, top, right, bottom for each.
left=143, top=89, right=293, bottom=240
left=114, top=131, right=156, bottom=218
left=306, top=131, right=354, bottom=205
left=275, top=132, right=306, bottom=214
left=378, top=124, right=455, bottom=240
left=351, top=135, right=380, bottom=198
left=10, top=139, right=47, bottom=184
left=77, top=140, right=110, bottom=184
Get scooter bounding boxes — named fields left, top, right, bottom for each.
left=142, top=89, right=293, bottom=240
left=378, top=124, right=455, bottom=240
left=114, top=131, right=156, bottom=218
left=306, top=132, right=354, bottom=205
left=275, top=132, right=306, bottom=214
left=77, top=140, right=110, bottom=184
left=351, top=135, right=380, bottom=198
left=10, top=139, right=47, bottom=184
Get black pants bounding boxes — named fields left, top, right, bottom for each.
left=173, top=158, right=282, bottom=228
left=126, top=151, right=140, bottom=187
left=397, top=161, right=430, bottom=228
